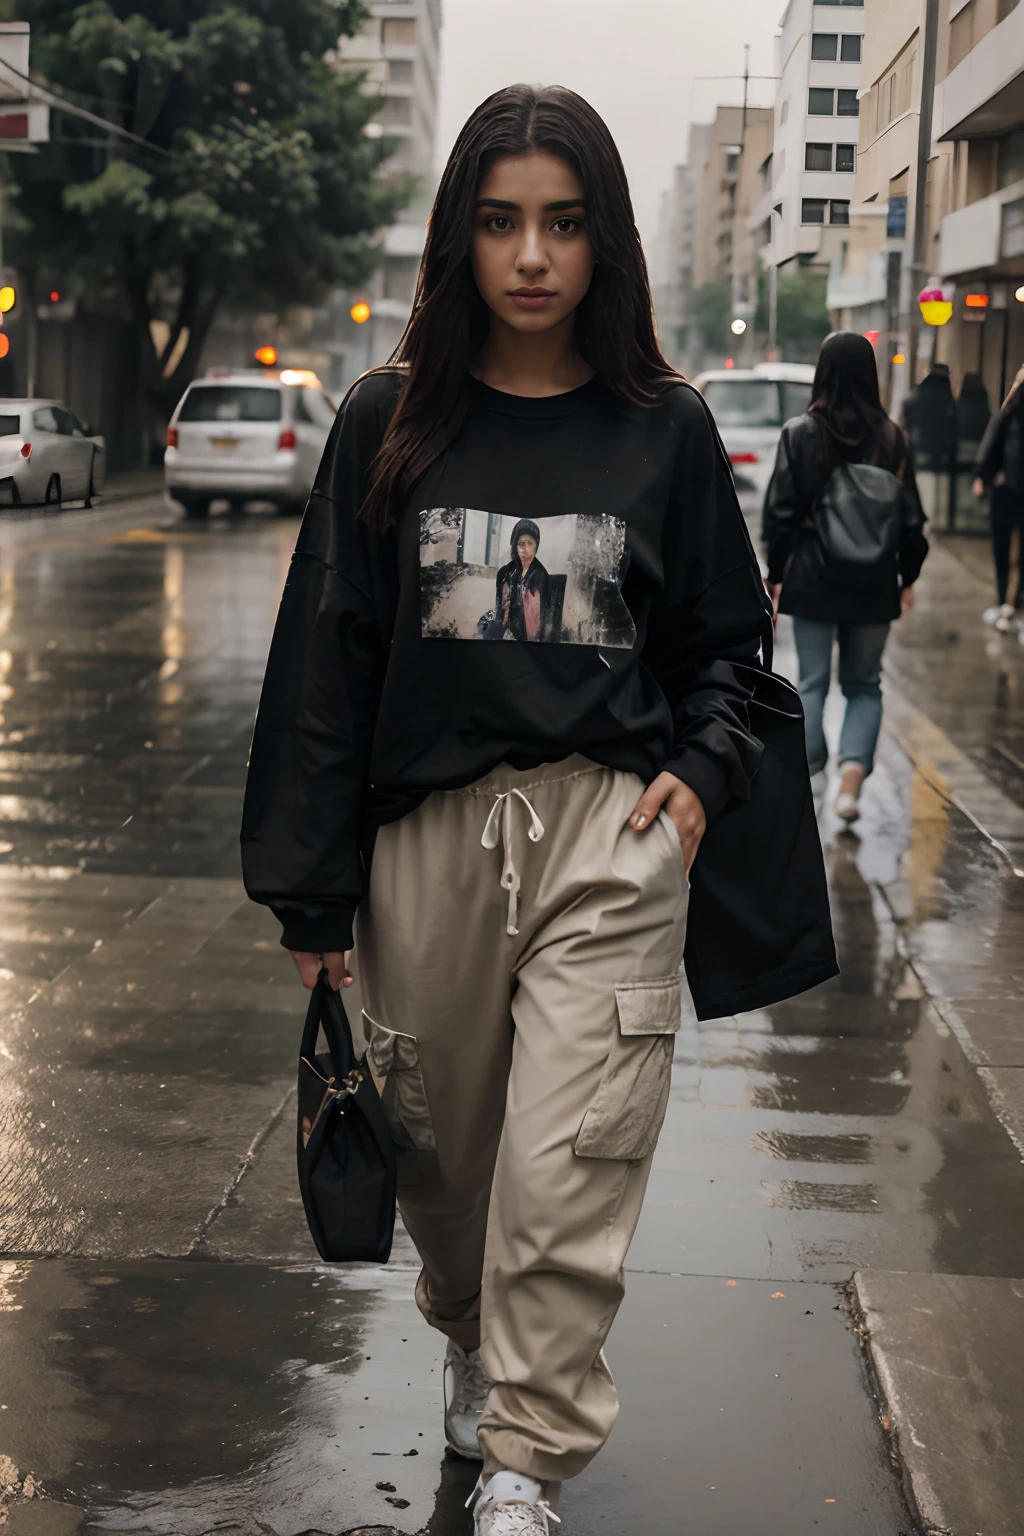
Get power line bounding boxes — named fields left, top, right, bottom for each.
left=0, top=58, right=171, bottom=156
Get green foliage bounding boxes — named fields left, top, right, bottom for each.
left=686, top=266, right=831, bottom=363
left=755, top=265, right=831, bottom=362
left=7, top=0, right=412, bottom=411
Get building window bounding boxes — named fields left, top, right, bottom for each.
left=808, top=88, right=835, bottom=115
left=836, top=143, right=856, bottom=172
left=802, top=198, right=827, bottom=224
left=805, top=142, right=833, bottom=171
left=830, top=200, right=851, bottom=225
left=724, top=149, right=740, bottom=175
left=998, top=0, right=1020, bottom=20
left=841, top=34, right=862, bottom=60
left=811, top=32, right=838, bottom=58
left=379, top=95, right=413, bottom=126
left=997, top=127, right=1024, bottom=188
left=837, top=89, right=859, bottom=116
left=382, top=17, right=417, bottom=44
left=387, top=58, right=414, bottom=84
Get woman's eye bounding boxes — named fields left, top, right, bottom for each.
left=553, top=217, right=581, bottom=234
left=487, top=215, right=512, bottom=232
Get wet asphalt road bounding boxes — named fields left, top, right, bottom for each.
left=0, top=491, right=1023, bottom=1534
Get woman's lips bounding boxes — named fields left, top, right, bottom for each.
left=509, top=288, right=555, bottom=309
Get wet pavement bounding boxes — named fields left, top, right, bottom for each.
left=0, top=493, right=1022, bottom=1534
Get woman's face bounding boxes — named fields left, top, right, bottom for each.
left=471, top=150, right=595, bottom=335
left=517, top=534, right=538, bottom=564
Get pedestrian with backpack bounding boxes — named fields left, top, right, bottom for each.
left=762, top=332, right=929, bottom=823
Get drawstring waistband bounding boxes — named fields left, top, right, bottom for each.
left=480, top=787, right=546, bottom=936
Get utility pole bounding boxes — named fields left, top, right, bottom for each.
left=742, top=43, right=749, bottom=140
left=893, top=0, right=940, bottom=415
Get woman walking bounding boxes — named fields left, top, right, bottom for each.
left=243, top=85, right=833, bottom=1534
left=973, top=364, right=1024, bottom=632
left=763, top=332, right=928, bottom=823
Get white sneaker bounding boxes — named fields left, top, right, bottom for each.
left=444, top=1340, right=493, bottom=1461
left=468, top=1472, right=561, bottom=1534
left=835, top=790, right=861, bottom=823
left=983, top=605, right=1003, bottom=625
left=995, top=603, right=1016, bottom=633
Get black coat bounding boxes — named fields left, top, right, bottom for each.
left=975, top=399, right=1024, bottom=494
left=762, top=413, right=929, bottom=624
left=901, top=370, right=958, bottom=472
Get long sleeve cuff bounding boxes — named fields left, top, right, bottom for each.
left=663, top=745, right=733, bottom=824
left=273, top=903, right=356, bottom=955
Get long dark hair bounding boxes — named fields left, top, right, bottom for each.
left=809, top=331, right=901, bottom=461
left=360, top=84, right=678, bottom=532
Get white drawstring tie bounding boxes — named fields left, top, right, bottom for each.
left=480, top=788, right=545, bottom=936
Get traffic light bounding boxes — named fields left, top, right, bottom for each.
left=0, top=286, right=15, bottom=314
left=254, top=345, right=278, bottom=366
left=350, top=301, right=371, bottom=325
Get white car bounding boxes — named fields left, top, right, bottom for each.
left=692, top=363, right=815, bottom=503
left=0, top=399, right=106, bottom=508
left=164, top=369, right=338, bottom=517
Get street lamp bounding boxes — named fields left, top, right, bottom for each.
left=730, top=317, right=747, bottom=336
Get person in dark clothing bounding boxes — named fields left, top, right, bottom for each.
left=763, top=331, right=929, bottom=824
left=957, top=371, right=991, bottom=451
left=242, top=84, right=835, bottom=1536
left=495, top=518, right=551, bottom=640
left=973, top=363, right=1024, bottom=632
left=901, top=360, right=957, bottom=528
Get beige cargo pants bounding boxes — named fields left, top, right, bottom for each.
left=355, top=755, right=688, bottom=1486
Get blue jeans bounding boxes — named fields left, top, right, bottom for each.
left=791, top=618, right=891, bottom=776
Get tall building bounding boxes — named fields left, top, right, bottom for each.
left=766, top=0, right=864, bottom=272
left=651, top=126, right=712, bottom=370
left=336, top=0, right=443, bottom=387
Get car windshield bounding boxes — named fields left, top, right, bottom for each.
left=178, top=386, right=282, bottom=423
left=0, top=416, right=19, bottom=437
left=702, top=380, right=783, bottom=428
left=781, top=381, right=813, bottom=421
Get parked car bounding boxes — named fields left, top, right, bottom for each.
left=0, top=399, right=106, bottom=508
left=692, top=362, right=816, bottom=501
left=164, top=369, right=338, bottom=517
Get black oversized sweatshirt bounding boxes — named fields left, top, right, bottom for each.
left=241, top=369, right=772, bottom=954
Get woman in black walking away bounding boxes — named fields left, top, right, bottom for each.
left=763, top=331, right=929, bottom=823
left=243, top=84, right=835, bottom=1535
left=973, top=363, right=1024, bottom=634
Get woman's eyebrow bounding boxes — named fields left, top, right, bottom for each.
left=476, top=198, right=587, bottom=211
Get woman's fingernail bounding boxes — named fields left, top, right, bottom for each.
left=636, top=814, right=646, bottom=828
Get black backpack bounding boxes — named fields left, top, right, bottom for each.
left=811, top=461, right=908, bottom=593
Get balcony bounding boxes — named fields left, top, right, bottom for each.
left=938, top=176, right=1024, bottom=274
left=939, top=1, right=1024, bottom=139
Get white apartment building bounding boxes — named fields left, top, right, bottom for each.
left=765, top=0, right=865, bottom=269
left=336, top=0, right=443, bottom=383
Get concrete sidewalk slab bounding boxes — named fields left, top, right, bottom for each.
left=854, top=1269, right=1024, bottom=1536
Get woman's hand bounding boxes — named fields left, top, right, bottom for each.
left=630, top=771, right=707, bottom=874
left=901, top=585, right=915, bottom=614
left=972, top=477, right=985, bottom=498
left=767, top=582, right=782, bottom=618
left=288, top=950, right=353, bottom=991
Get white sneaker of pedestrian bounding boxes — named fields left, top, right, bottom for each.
left=994, top=603, right=1016, bottom=633
left=835, top=790, right=861, bottom=823
left=982, top=605, right=1003, bottom=625
left=467, top=1472, right=561, bottom=1534
left=444, top=1340, right=492, bottom=1461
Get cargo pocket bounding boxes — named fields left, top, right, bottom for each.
left=574, top=978, right=681, bottom=1161
left=363, top=1013, right=436, bottom=1154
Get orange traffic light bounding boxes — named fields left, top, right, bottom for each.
left=254, top=345, right=278, bottom=366
left=350, top=301, right=371, bottom=325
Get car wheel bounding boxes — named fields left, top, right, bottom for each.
left=82, top=455, right=96, bottom=509
left=180, top=494, right=210, bottom=519
left=44, top=473, right=62, bottom=509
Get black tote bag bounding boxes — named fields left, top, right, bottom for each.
left=296, top=973, right=397, bottom=1263
left=683, top=621, right=839, bottom=1022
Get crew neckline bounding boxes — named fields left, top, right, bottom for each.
left=467, top=374, right=602, bottom=419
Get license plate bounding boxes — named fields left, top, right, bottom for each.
left=210, top=436, right=239, bottom=450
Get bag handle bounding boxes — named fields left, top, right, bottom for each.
left=300, top=968, right=360, bottom=1083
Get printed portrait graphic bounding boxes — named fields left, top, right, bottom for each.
left=419, top=509, right=637, bottom=649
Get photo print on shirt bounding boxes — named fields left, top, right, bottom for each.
left=419, top=508, right=637, bottom=648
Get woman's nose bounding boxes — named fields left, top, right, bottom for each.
left=516, top=227, right=549, bottom=273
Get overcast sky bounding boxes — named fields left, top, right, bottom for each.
left=435, top=0, right=782, bottom=251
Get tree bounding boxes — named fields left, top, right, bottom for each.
left=6, top=0, right=411, bottom=417
left=755, top=264, right=831, bottom=362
